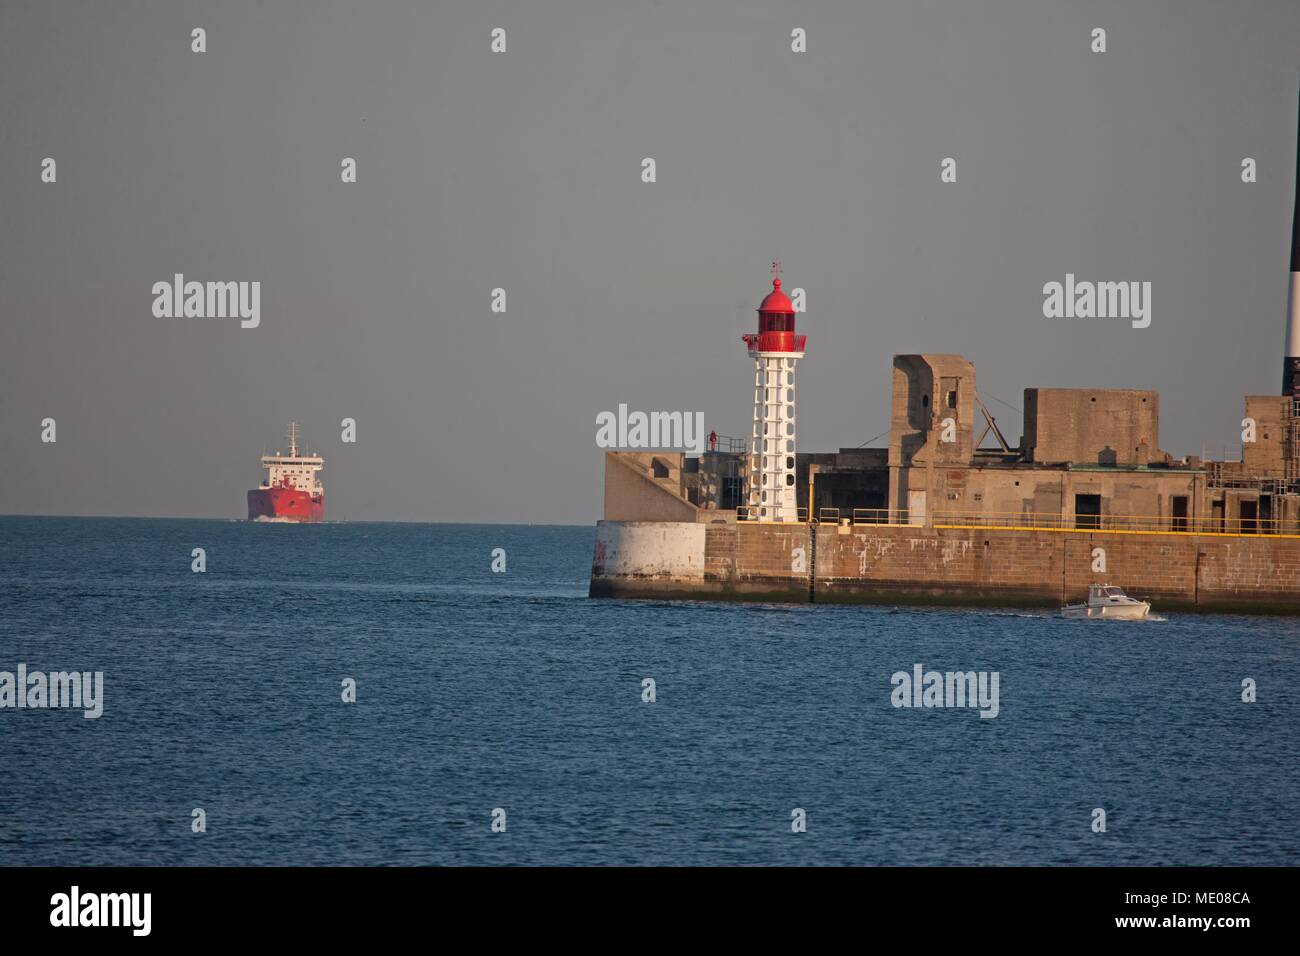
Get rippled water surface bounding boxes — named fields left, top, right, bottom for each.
left=2, top=517, right=1297, bottom=865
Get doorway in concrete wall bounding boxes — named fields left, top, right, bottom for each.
left=1074, top=493, right=1101, bottom=529
left=1172, top=495, right=1189, bottom=532
left=1240, top=499, right=1258, bottom=534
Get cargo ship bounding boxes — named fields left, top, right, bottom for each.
left=247, top=422, right=324, bottom=522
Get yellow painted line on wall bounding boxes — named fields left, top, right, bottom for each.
left=932, top=523, right=1300, bottom=540
left=757, top=519, right=1300, bottom=539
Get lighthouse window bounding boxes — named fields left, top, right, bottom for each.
left=785, top=474, right=795, bottom=486
left=946, top=389, right=957, bottom=409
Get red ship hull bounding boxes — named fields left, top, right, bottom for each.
left=247, top=486, right=324, bottom=522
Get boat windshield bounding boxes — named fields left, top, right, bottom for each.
left=1103, top=587, right=1124, bottom=597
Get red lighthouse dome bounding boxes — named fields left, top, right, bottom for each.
left=744, top=267, right=806, bottom=355
left=758, top=277, right=795, bottom=315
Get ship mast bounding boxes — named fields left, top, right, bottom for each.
left=287, top=421, right=299, bottom=458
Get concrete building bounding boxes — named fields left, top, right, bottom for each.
left=604, top=351, right=1290, bottom=536
left=592, top=351, right=1300, bottom=611
left=877, top=354, right=1206, bottom=535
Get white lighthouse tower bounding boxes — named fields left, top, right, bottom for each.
left=742, top=264, right=807, bottom=521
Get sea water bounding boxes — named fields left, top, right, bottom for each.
left=1, top=517, right=1296, bottom=865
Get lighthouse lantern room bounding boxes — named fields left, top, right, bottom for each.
left=742, top=264, right=807, bottom=522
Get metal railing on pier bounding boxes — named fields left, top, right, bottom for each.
left=736, top=506, right=808, bottom=523
left=929, top=510, right=1293, bottom=536
left=738, top=506, right=1298, bottom=537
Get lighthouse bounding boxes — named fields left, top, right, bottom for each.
left=742, top=264, right=807, bottom=521
left=1284, top=81, right=1300, bottom=396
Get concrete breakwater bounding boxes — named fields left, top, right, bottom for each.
left=590, top=519, right=1300, bottom=613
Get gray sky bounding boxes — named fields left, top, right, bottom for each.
left=2, top=0, right=1299, bottom=524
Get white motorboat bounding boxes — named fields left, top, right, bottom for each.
left=1061, top=584, right=1151, bottom=620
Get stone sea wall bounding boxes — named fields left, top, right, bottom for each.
left=590, top=520, right=1300, bottom=613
